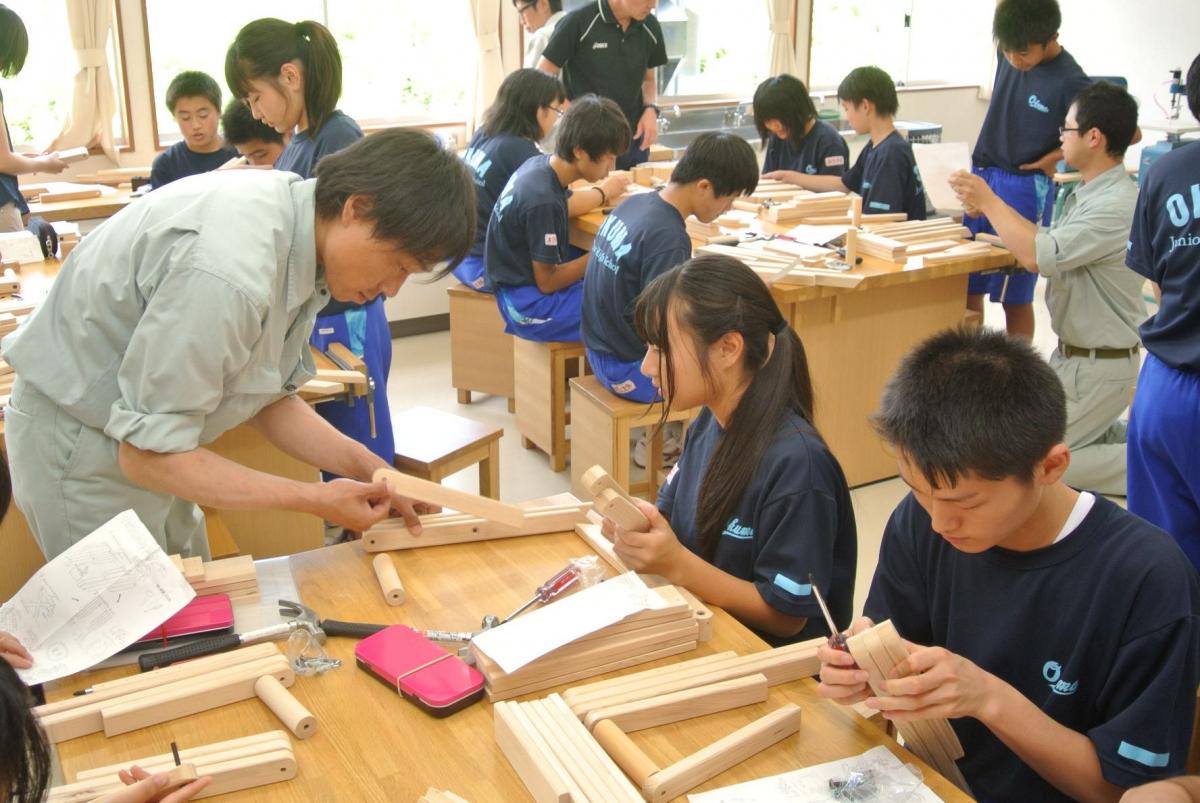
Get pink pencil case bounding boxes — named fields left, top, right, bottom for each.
left=355, top=625, right=485, bottom=717
left=130, top=594, right=235, bottom=648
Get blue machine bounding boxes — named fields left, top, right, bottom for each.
left=1139, top=69, right=1193, bottom=186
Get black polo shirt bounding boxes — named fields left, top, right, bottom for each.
left=541, top=0, right=668, bottom=128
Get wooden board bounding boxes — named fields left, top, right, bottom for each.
left=582, top=673, right=769, bottom=732
left=374, top=467, right=527, bottom=528
left=364, top=501, right=590, bottom=551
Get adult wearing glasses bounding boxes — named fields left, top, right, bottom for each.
left=949, top=81, right=1143, bottom=498
left=516, top=0, right=567, bottom=69
left=537, top=0, right=666, bottom=170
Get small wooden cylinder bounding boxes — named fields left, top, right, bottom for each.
left=254, top=674, right=317, bottom=739
left=372, top=554, right=406, bottom=606
left=592, top=719, right=659, bottom=788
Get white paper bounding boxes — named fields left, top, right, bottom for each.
left=688, top=745, right=944, bottom=802
left=0, top=510, right=196, bottom=686
left=913, top=142, right=972, bottom=213
left=784, top=224, right=851, bottom=246
left=472, top=571, right=666, bottom=674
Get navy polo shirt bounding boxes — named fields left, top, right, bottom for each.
left=581, top=191, right=690, bottom=363
left=541, top=0, right=668, bottom=128
left=0, top=87, right=28, bottom=214
left=463, top=130, right=541, bottom=258
left=974, top=49, right=1091, bottom=175
left=866, top=494, right=1200, bottom=801
left=657, top=408, right=857, bottom=646
left=842, top=131, right=927, bottom=220
left=484, top=154, right=571, bottom=289
left=149, top=140, right=240, bottom=190
left=762, top=119, right=849, bottom=177
left=1127, top=141, right=1200, bottom=372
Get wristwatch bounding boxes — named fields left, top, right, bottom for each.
left=642, top=104, right=661, bottom=118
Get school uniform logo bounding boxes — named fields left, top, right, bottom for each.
left=494, top=194, right=514, bottom=222
left=804, top=165, right=817, bottom=175
left=721, top=518, right=754, bottom=540
left=1027, top=94, right=1050, bottom=113
left=593, top=214, right=632, bottom=272
left=463, top=146, right=492, bottom=186
left=824, top=155, right=845, bottom=167
left=1042, top=661, right=1078, bottom=696
left=544, top=233, right=559, bottom=246
left=592, top=41, right=609, bottom=49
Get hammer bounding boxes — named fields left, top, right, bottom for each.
left=138, top=617, right=325, bottom=672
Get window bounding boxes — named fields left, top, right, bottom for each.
left=143, top=1, right=477, bottom=146
left=2, top=0, right=128, bottom=149
left=809, top=1, right=992, bottom=90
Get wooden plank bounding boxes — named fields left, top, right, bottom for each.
left=374, top=467, right=528, bottom=528
left=583, top=673, right=769, bottom=732
left=562, top=650, right=739, bottom=709
left=544, top=694, right=644, bottom=801
left=527, top=698, right=624, bottom=801
left=487, top=641, right=698, bottom=702
left=644, top=704, right=803, bottom=801
left=573, top=522, right=628, bottom=573
left=73, top=731, right=292, bottom=780
left=56, top=146, right=91, bottom=163
left=364, top=503, right=589, bottom=551
left=581, top=465, right=650, bottom=531
left=37, top=187, right=103, bottom=203
left=494, top=702, right=577, bottom=803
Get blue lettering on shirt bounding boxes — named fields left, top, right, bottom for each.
left=1028, top=94, right=1050, bottom=113
left=1042, top=660, right=1078, bottom=696
left=721, top=518, right=754, bottom=539
left=463, top=146, right=493, bottom=187
left=593, top=214, right=632, bottom=272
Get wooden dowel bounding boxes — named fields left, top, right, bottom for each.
left=593, top=719, right=660, bottom=788
left=254, top=674, right=317, bottom=739
left=372, top=554, right=406, bottom=605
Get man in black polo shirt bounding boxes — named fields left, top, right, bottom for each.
left=538, top=0, right=667, bottom=169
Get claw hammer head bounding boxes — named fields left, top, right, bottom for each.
left=278, top=600, right=327, bottom=643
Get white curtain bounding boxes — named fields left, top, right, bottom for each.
left=470, top=0, right=504, bottom=135
left=766, top=0, right=797, bottom=77
left=50, top=0, right=118, bottom=161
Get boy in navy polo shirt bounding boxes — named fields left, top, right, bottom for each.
left=754, top=74, right=849, bottom=179
left=818, top=328, right=1200, bottom=802
left=768, top=66, right=926, bottom=221
left=485, top=94, right=630, bottom=342
left=150, top=71, right=239, bottom=189
left=966, top=0, right=1091, bottom=338
left=582, top=132, right=759, bottom=401
left=220, top=99, right=285, bottom=166
left=1126, top=53, right=1200, bottom=570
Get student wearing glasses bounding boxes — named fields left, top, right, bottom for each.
left=515, top=0, right=566, bottom=69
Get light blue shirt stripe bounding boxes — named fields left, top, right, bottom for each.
left=772, top=573, right=812, bottom=597
left=1117, top=741, right=1170, bottom=768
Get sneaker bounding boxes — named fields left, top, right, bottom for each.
left=633, top=423, right=684, bottom=468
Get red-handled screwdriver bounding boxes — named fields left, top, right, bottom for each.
left=809, top=573, right=851, bottom=653
left=502, top=564, right=582, bottom=623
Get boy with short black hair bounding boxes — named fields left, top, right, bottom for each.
left=766, top=66, right=926, bottom=220
left=485, top=94, right=630, bottom=342
left=582, top=131, right=759, bottom=402
left=966, top=0, right=1092, bottom=338
left=818, top=328, right=1200, bottom=802
left=220, top=99, right=285, bottom=166
left=150, top=71, right=239, bottom=189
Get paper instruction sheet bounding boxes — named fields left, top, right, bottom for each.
left=472, top=571, right=667, bottom=674
left=913, top=142, right=972, bottom=213
left=0, top=510, right=195, bottom=686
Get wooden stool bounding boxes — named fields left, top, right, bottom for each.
left=392, top=406, right=504, bottom=498
left=448, top=284, right=515, bottom=411
left=514, top=338, right=588, bottom=473
left=569, top=374, right=698, bottom=500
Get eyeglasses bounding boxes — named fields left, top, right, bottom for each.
left=1058, top=126, right=1082, bottom=135
left=548, top=105, right=565, bottom=117
left=516, top=1, right=538, bottom=13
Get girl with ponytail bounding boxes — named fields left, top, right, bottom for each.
left=611, top=254, right=857, bottom=645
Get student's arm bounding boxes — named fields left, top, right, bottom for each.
left=612, top=500, right=808, bottom=637
left=1121, top=778, right=1200, bottom=803
left=537, top=17, right=571, bottom=75
left=761, top=170, right=846, bottom=192
left=0, top=101, right=66, bottom=175
left=532, top=251, right=589, bottom=293
left=950, top=169, right=1038, bottom=269
left=636, top=69, right=659, bottom=148
left=566, top=171, right=632, bottom=218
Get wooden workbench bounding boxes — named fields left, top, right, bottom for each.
left=24, top=186, right=136, bottom=223
left=47, top=531, right=974, bottom=801
left=572, top=211, right=1014, bottom=486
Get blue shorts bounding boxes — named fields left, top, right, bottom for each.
left=452, top=254, right=490, bottom=293
left=965, top=166, right=1053, bottom=304
left=309, top=297, right=395, bottom=479
left=495, top=282, right=584, bottom=343
left=1127, top=352, right=1200, bottom=570
left=586, top=348, right=660, bottom=403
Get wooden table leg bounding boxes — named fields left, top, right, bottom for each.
left=480, top=441, right=500, bottom=499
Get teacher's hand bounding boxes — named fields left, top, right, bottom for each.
left=0, top=630, right=32, bottom=669
left=314, top=478, right=394, bottom=532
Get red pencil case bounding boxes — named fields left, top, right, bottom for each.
left=130, top=594, right=234, bottom=648
left=354, top=625, right=485, bottom=717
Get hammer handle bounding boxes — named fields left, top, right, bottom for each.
left=321, top=619, right=386, bottom=639
left=138, top=632, right=243, bottom=671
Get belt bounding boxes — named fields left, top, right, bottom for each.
left=1059, top=342, right=1139, bottom=360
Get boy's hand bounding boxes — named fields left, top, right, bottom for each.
left=1120, top=779, right=1200, bottom=803
left=599, top=172, right=631, bottom=203
left=37, top=154, right=68, bottom=174
left=816, top=616, right=874, bottom=704
left=867, top=641, right=1000, bottom=722
left=762, top=169, right=804, bottom=186
left=611, top=499, right=685, bottom=582
left=0, top=630, right=32, bottom=669
left=1019, top=151, right=1061, bottom=178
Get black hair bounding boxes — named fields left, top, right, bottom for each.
left=483, top=68, right=567, bottom=142
left=1188, top=52, right=1200, bottom=123
left=0, top=661, right=49, bottom=803
left=874, top=328, right=1066, bottom=488
left=221, top=99, right=284, bottom=145
left=0, top=4, right=28, bottom=77
left=512, top=0, right=563, bottom=10
left=635, top=255, right=817, bottom=562
left=753, top=75, right=819, bottom=150
left=837, top=66, right=898, bottom=117
left=314, top=129, right=475, bottom=276
left=226, top=18, right=342, bottom=132
left=553, top=94, right=631, bottom=162
left=165, top=70, right=222, bottom=114
left=670, top=132, right=759, bottom=198
left=1072, top=81, right=1138, bottom=158
left=993, top=0, right=1061, bottom=52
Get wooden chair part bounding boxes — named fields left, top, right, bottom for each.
left=374, top=467, right=527, bottom=528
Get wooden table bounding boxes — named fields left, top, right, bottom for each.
left=572, top=211, right=1014, bottom=486
left=47, top=531, right=973, bottom=801
left=24, top=186, right=136, bottom=223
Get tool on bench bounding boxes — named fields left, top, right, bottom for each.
left=809, top=573, right=851, bottom=656
left=502, top=564, right=584, bottom=623
left=137, top=618, right=324, bottom=672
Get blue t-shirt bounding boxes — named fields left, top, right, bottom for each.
left=842, top=130, right=927, bottom=220
left=581, top=191, right=690, bottom=363
left=463, top=130, right=541, bottom=258
left=484, top=154, right=571, bottom=290
left=865, top=493, right=1200, bottom=801
left=973, top=49, right=1091, bottom=175
left=0, top=86, right=27, bottom=214
left=762, top=119, right=849, bottom=177
left=1127, top=141, right=1200, bottom=372
left=657, top=408, right=857, bottom=646
left=149, top=140, right=240, bottom=190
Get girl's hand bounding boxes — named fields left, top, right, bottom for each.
left=0, top=630, right=32, bottom=669
left=611, top=499, right=686, bottom=582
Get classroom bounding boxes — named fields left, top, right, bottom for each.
left=1, top=0, right=1199, bottom=800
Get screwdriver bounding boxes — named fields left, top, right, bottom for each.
left=502, top=564, right=582, bottom=623
left=809, top=573, right=851, bottom=654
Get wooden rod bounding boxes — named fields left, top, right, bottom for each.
left=592, top=719, right=660, bottom=788
left=372, top=554, right=406, bottom=605
left=255, top=674, right=317, bottom=739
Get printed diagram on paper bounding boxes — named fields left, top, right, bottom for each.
left=0, top=510, right=195, bottom=686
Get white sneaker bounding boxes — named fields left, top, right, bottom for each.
left=633, top=423, right=684, bottom=468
